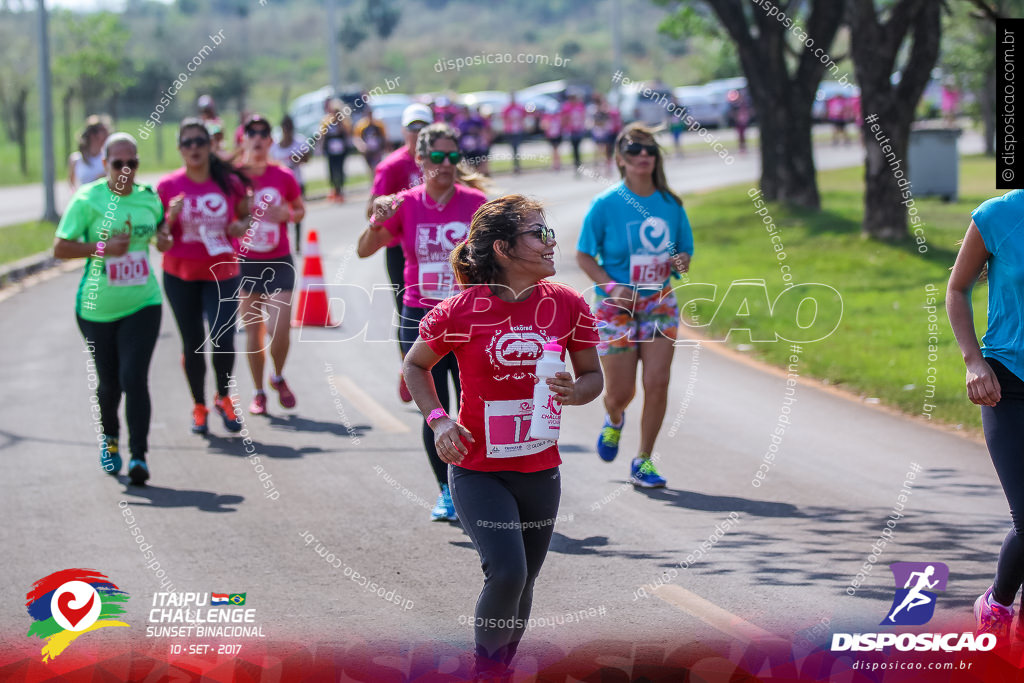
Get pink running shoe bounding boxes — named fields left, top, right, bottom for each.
left=249, top=393, right=267, bottom=415
left=975, top=586, right=1013, bottom=642
left=270, top=376, right=297, bottom=408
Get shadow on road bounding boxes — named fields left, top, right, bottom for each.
left=264, top=414, right=372, bottom=439
left=120, top=482, right=244, bottom=512
left=204, top=434, right=328, bottom=460
left=631, top=486, right=806, bottom=518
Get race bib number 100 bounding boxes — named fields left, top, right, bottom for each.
left=105, top=252, right=150, bottom=287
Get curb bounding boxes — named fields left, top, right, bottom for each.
left=0, top=251, right=59, bottom=289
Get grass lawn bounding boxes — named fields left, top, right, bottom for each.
left=0, top=220, right=58, bottom=267
left=676, top=155, right=997, bottom=433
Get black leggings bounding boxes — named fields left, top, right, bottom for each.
left=569, top=134, right=584, bottom=169
left=327, top=150, right=347, bottom=194
left=76, top=305, right=162, bottom=459
left=385, top=245, right=405, bottom=355
left=400, top=304, right=460, bottom=488
left=450, top=465, right=561, bottom=669
left=163, top=272, right=239, bottom=404
left=983, top=359, right=1024, bottom=605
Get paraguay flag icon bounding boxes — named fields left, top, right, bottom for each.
left=25, top=568, right=130, bottom=662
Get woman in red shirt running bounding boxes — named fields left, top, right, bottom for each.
left=157, top=118, right=251, bottom=435
left=404, top=195, right=603, bottom=679
left=236, top=114, right=305, bottom=414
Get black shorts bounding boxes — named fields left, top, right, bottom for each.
left=239, top=254, right=296, bottom=295
left=547, top=136, right=563, bottom=146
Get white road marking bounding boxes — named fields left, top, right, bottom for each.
left=335, top=374, right=409, bottom=433
left=652, top=584, right=783, bottom=645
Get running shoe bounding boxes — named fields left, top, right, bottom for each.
left=596, top=413, right=624, bottom=462
left=128, top=459, right=150, bottom=486
left=631, top=457, right=667, bottom=488
left=975, top=586, right=1013, bottom=641
left=100, top=436, right=121, bottom=476
left=250, top=392, right=268, bottom=415
left=191, top=404, right=209, bottom=434
left=431, top=484, right=457, bottom=522
left=399, top=374, right=412, bottom=403
left=270, top=376, right=297, bottom=409
left=214, top=395, right=243, bottom=433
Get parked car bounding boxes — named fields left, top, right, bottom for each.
left=673, top=85, right=731, bottom=128
left=702, top=77, right=753, bottom=126
left=288, top=85, right=365, bottom=143
left=611, top=80, right=674, bottom=126
left=364, top=93, right=414, bottom=146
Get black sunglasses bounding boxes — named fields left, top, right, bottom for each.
left=428, top=150, right=462, bottom=165
left=179, top=137, right=210, bottom=149
left=246, top=128, right=271, bottom=138
left=621, top=141, right=659, bottom=157
left=516, top=225, right=556, bottom=244
left=110, top=159, right=139, bottom=171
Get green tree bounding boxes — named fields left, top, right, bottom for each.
left=0, top=8, right=34, bottom=174
left=657, top=0, right=847, bottom=208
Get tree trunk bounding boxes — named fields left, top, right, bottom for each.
left=981, top=69, right=996, bottom=156
left=706, top=0, right=845, bottom=209
left=850, top=0, right=941, bottom=240
left=15, top=85, right=27, bottom=175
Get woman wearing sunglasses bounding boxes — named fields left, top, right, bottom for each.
left=54, top=133, right=172, bottom=485
left=357, top=122, right=487, bottom=522
left=157, top=118, right=251, bottom=436
left=576, top=122, right=693, bottom=488
left=366, top=104, right=435, bottom=404
left=236, top=114, right=305, bottom=415
left=404, top=195, right=602, bottom=679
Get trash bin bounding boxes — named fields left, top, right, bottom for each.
left=908, top=127, right=961, bottom=201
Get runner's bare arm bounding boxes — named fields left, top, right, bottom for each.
left=404, top=338, right=474, bottom=463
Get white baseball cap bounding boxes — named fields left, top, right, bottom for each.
left=402, top=104, right=434, bottom=128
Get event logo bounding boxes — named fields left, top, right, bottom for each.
left=25, top=569, right=130, bottom=662
left=883, top=562, right=948, bottom=626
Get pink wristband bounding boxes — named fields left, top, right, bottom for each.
left=426, top=408, right=448, bottom=426
left=95, top=241, right=105, bottom=257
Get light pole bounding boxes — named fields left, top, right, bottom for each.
left=36, top=0, right=58, bottom=222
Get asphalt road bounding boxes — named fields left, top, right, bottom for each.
left=0, top=139, right=1003, bottom=680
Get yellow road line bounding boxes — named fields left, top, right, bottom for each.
left=336, top=374, right=410, bottom=433
left=652, top=584, right=782, bottom=645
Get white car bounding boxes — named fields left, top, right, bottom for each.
left=288, top=86, right=334, bottom=142
left=364, top=93, right=414, bottom=146
left=673, top=85, right=730, bottom=128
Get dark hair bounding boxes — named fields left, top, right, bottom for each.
left=178, top=117, right=250, bottom=196
left=615, top=121, right=682, bottom=206
left=450, top=194, right=545, bottom=286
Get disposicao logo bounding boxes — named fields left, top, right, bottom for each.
left=25, top=569, right=130, bottom=662
left=831, top=561, right=995, bottom=653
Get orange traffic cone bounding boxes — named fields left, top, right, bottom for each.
left=292, top=229, right=333, bottom=327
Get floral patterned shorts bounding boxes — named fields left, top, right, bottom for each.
left=594, top=287, right=679, bottom=356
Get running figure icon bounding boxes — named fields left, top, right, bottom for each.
left=887, top=565, right=939, bottom=622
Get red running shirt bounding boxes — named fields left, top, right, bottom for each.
left=419, top=281, right=600, bottom=472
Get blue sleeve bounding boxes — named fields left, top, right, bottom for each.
left=577, top=195, right=605, bottom=258
left=972, top=193, right=1023, bottom=256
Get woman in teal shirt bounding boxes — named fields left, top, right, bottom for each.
left=576, top=122, right=693, bottom=489
left=54, top=132, right=173, bottom=486
left=948, top=190, right=1024, bottom=639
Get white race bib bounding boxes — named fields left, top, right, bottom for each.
left=327, top=138, right=346, bottom=154
left=199, top=224, right=234, bottom=256
left=105, top=252, right=150, bottom=287
left=418, top=262, right=458, bottom=300
left=483, top=399, right=552, bottom=458
left=247, top=221, right=280, bottom=253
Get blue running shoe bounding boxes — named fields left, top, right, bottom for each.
left=431, top=484, right=458, bottom=521
left=596, top=413, right=624, bottom=462
left=631, top=457, right=666, bottom=488
left=128, top=459, right=150, bottom=486
left=101, top=436, right=122, bottom=476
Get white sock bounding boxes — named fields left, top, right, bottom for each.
left=989, top=592, right=1014, bottom=610
left=606, top=414, right=623, bottom=428
left=271, top=374, right=283, bottom=384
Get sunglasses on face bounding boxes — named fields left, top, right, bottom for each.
left=517, top=225, right=556, bottom=245
left=179, top=137, right=210, bottom=149
left=406, top=122, right=427, bottom=133
left=110, top=159, right=139, bottom=171
left=621, top=141, right=659, bottom=157
left=246, top=128, right=271, bottom=138
left=428, top=150, right=461, bottom=165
